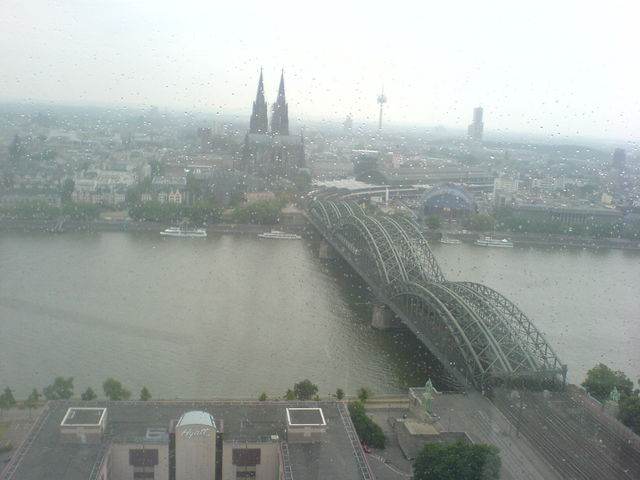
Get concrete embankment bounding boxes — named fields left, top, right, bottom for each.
left=0, top=219, right=309, bottom=234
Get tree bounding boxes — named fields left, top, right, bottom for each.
left=293, top=379, right=318, bottom=401
left=24, top=388, right=41, bottom=418
left=61, top=201, right=101, bottom=220
left=185, top=174, right=203, bottom=200
left=413, top=442, right=501, bottom=480
left=231, top=198, right=285, bottom=225
left=81, top=387, right=97, bottom=401
left=43, top=377, right=74, bottom=400
left=425, top=214, right=442, bottom=230
left=60, top=178, right=75, bottom=204
left=347, top=401, right=386, bottom=448
left=0, top=387, right=16, bottom=418
left=467, top=214, right=496, bottom=231
left=357, top=387, right=372, bottom=403
left=103, top=378, right=131, bottom=401
left=581, top=363, right=633, bottom=402
left=336, top=388, right=345, bottom=400
left=139, top=387, right=151, bottom=401
left=618, top=395, right=640, bottom=435
left=284, top=389, right=296, bottom=400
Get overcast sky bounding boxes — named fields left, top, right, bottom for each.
left=1, top=0, right=638, bottom=141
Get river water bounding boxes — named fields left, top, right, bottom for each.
left=1, top=231, right=638, bottom=399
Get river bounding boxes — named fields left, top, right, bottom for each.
left=0, top=231, right=638, bottom=399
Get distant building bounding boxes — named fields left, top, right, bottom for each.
left=467, top=107, right=484, bottom=141
left=352, top=150, right=381, bottom=176
left=150, top=176, right=188, bottom=204
left=72, top=169, right=137, bottom=206
left=493, top=177, right=519, bottom=195
left=197, top=127, right=212, bottom=151
left=512, top=202, right=622, bottom=226
left=343, top=114, right=353, bottom=133
left=5, top=401, right=371, bottom=480
left=245, top=191, right=276, bottom=204
left=168, top=189, right=182, bottom=204
left=421, top=183, right=477, bottom=218
left=355, top=163, right=493, bottom=190
left=240, top=69, right=305, bottom=177
left=612, top=148, right=626, bottom=171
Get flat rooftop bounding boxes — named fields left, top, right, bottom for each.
left=6, top=401, right=366, bottom=480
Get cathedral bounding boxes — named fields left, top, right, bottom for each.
left=240, top=69, right=305, bottom=177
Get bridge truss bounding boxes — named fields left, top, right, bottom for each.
left=308, top=200, right=566, bottom=389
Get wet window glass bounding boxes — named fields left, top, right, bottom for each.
left=0, top=1, right=638, bottom=479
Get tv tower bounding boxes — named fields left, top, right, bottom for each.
left=377, top=86, right=387, bottom=130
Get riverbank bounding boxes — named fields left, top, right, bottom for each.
left=3, top=217, right=639, bottom=250
left=426, top=229, right=640, bottom=251
left=0, top=218, right=308, bottom=234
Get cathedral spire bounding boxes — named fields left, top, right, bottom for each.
left=271, top=69, right=289, bottom=136
left=249, top=68, right=268, bottom=134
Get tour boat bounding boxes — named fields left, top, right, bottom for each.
left=160, top=226, right=207, bottom=238
left=474, top=236, right=513, bottom=248
left=440, top=234, right=462, bottom=245
left=257, top=230, right=302, bottom=240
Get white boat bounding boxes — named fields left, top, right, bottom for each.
left=257, top=230, right=302, bottom=240
left=160, top=226, right=207, bottom=238
left=440, top=234, right=462, bottom=245
left=475, top=236, right=513, bottom=248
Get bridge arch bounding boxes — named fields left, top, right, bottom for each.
left=307, top=199, right=566, bottom=389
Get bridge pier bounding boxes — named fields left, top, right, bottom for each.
left=318, top=241, right=337, bottom=260
left=371, top=303, right=401, bottom=330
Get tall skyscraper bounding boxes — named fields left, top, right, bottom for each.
left=467, top=107, right=484, bottom=141
left=343, top=114, right=353, bottom=133
left=612, top=148, right=626, bottom=171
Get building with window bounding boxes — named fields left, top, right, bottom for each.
left=467, top=107, right=484, bottom=141
left=4, top=401, right=371, bottom=480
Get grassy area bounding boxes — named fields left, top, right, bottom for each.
left=0, top=421, right=10, bottom=437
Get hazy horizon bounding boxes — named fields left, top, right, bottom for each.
left=1, top=0, right=638, bottom=143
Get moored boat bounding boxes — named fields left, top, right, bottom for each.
left=440, top=234, right=462, bottom=245
left=160, top=226, right=207, bottom=238
left=475, top=236, right=513, bottom=247
left=257, top=230, right=302, bottom=240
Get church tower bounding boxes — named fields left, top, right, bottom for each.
left=249, top=69, right=268, bottom=134
left=270, top=70, right=289, bottom=136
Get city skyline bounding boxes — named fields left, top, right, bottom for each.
left=1, top=0, right=638, bottom=141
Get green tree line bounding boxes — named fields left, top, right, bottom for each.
left=582, top=363, right=640, bottom=435
left=0, top=201, right=101, bottom=220
left=347, top=401, right=386, bottom=448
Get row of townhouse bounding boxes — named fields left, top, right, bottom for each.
left=73, top=169, right=138, bottom=206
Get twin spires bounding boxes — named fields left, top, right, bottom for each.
left=249, top=68, right=289, bottom=136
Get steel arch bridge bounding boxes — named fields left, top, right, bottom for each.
left=308, top=200, right=566, bottom=389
